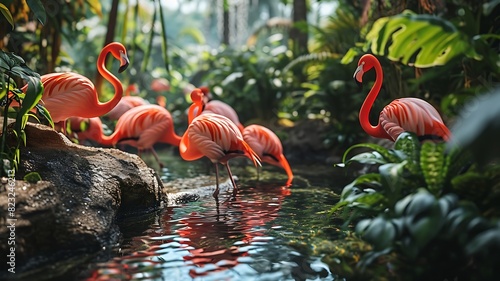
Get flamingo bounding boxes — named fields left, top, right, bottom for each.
left=64, top=116, right=105, bottom=144
left=242, top=124, right=293, bottom=186
left=199, top=86, right=245, bottom=132
left=179, top=89, right=261, bottom=198
left=354, top=54, right=452, bottom=141
left=150, top=77, right=171, bottom=92
left=106, top=84, right=149, bottom=120
left=21, top=42, right=129, bottom=124
left=74, top=104, right=181, bottom=168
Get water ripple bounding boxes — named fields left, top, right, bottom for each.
left=85, top=185, right=335, bottom=281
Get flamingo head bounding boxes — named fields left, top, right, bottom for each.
left=107, top=42, right=130, bottom=73
left=199, top=86, right=212, bottom=103
left=354, top=54, right=377, bottom=87
left=187, top=88, right=205, bottom=123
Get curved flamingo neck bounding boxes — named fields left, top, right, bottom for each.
left=188, top=103, right=203, bottom=124
left=359, top=56, right=391, bottom=140
left=95, top=45, right=124, bottom=114
left=162, top=130, right=182, bottom=146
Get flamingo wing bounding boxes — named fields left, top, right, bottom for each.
left=243, top=125, right=283, bottom=166
left=113, top=105, right=170, bottom=148
left=36, top=73, right=97, bottom=121
left=380, top=97, right=451, bottom=141
left=243, top=124, right=294, bottom=185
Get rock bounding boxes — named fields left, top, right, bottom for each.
left=0, top=122, right=164, bottom=280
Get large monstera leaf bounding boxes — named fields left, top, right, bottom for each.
left=363, top=10, right=481, bottom=67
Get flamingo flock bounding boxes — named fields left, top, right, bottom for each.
left=12, top=43, right=454, bottom=199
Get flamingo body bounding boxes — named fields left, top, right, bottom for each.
left=180, top=89, right=260, bottom=198
left=354, top=54, right=451, bottom=141
left=242, top=124, right=293, bottom=186
left=199, top=86, right=245, bottom=132
left=180, top=113, right=258, bottom=165
left=22, top=42, right=129, bottom=123
left=102, top=104, right=180, bottom=149
left=106, top=96, right=149, bottom=120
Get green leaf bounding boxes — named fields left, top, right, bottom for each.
left=24, top=172, right=42, bottom=183
left=342, top=143, right=403, bottom=164
left=26, top=0, right=46, bottom=25
left=379, top=162, right=407, bottom=194
left=364, top=10, right=482, bottom=67
left=394, top=132, right=422, bottom=174
left=340, top=47, right=359, bottom=65
left=356, top=217, right=396, bottom=250
left=35, top=104, right=54, bottom=128
left=420, top=142, right=447, bottom=195
left=465, top=223, right=500, bottom=255
left=0, top=3, right=14, bottom=30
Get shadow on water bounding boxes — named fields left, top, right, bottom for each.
left=83, top=151, right=350, bottom=281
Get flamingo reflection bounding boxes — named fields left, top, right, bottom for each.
left=85, top=185, right=290, bottom=280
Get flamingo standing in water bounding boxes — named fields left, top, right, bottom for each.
left=242, top=124, right=293, bottom=186
left=21, top=42, right=129, bottom=123
left=354, top=54, right=451, bottom=141
left=199, top=86, right=245, bottom=132
left=179, top=89, right=261, bottom=199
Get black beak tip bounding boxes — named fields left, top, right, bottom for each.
left=118, top=62, right=129, bottom=73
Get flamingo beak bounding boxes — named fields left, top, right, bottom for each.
left=118, top=51, right=130, bottom=73
left=353, top=64, right=364, bottom=89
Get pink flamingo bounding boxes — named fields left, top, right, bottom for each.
left=64, top=116, right=104, bottom=144
left=179, top=89, right=261, bottom=198
left=106, top=84, right=149, bottom=120
left=354, top=54, right=452, bottom=141
left=67, top=104, right=181, bottom=168
left=199, top=86, right=245, bottom=132
left=22, top=42, right=130, bottom=123
left=242, top=124, right=293, bottom=186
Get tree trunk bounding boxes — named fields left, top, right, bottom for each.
left=222, top=0, right=230, bottom=45
left=290, top=0, right=308, bottom=56
left=95, top=0, right=120, bottom=95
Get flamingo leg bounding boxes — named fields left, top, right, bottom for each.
left=213, top=163, right=220, bottom=199
left=150, top=147, right=165, bottom=169
left=225, top=163, right=238, bottom=197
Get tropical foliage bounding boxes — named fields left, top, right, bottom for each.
left=330, top=123, right=500, bottom=279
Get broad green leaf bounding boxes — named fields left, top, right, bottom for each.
left=394, top=132, right=422, bottom=174
left=86, top=0, right=103, bottom=18
left=420, top=142, right=446, bottom=195
left=26, top=0, right=46, bottom=25
left=17, top=76, right=42, bottom=118
left=340, top=47, right=359, bottom=65
left=465, top=223, right=500, bottom=255
left=342, top=143, right=403, bottom=163
left=378, top=162, right=407, bottom=194
left=35, top=104, right=54, bottom=128
left=0, top=3, right=14, bottom=30
left=345, top=151, right=388, bottom=165
left=364, top=10, right=482, bottom=67
left=356, top=217, right=396, bottom=250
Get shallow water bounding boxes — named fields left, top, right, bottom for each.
left=83, top=151, right=348, bottom=281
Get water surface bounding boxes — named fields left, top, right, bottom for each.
left=85, top=152, right=347, bottom=281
